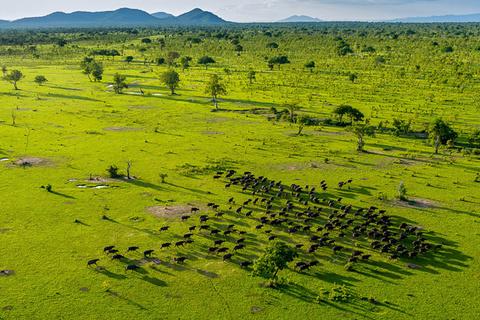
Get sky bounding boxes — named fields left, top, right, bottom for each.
left=0, top=0, right=479, bottom=22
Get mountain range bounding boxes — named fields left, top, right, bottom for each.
left=1, top=9, right=480, bottom=29
left=0, top=8, right=229, bottom=28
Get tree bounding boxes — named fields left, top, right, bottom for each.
left=304, top=61, right=315, bottom=73
left=282, top=101, right=300, bottom=122
left=223, top=68, right=231, bottom=80
left=91, top=62, right=104, bottom=82
left=428, top=118, right=458, bottom=154
left=347, top=121, right=375, bottom=151
left=1, top=66, right=6, bottom=76
left=141, top=38, right=152, bottom=44
left=205, top=74, right=226, bottom=108
left=234, top=44, right=243, bottom=52
left=252, top=240, right=298, bottom=287
left=336, top=41, right=353, bottom=56
left=348, top=73, right=358, bottom=83
left=155, top=57, right=165, bottom=65
left=34, top=75, right=48, bottom=85
left=125, top=56, right=134, bottom=63
left=266, top=42, right=279, bottom=49
left=166, top=51, right=180, bottom=68
left=57, top=39, right=68, bottom=47
left=467, top=128, right=480, bottom=146
left=268, top=56, right=290, bottom=70
left=180, top=56, right=192, bottom=71
left=113, top=73, right=128, bottom=94
left=296, top=115, right=314, bottom=135
left=80, top=57, right=94, bottom=82
left=160, top=69, right=180, bottom=95
left=247, top=69, right=256, bottom=84
left=2, top=69, right=24, bottom=90
left=198, top=56, right=216, bottom=70
left=332, top=105, right=363, bottom=124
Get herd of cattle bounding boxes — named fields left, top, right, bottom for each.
left=88, top=170, right=442, bottom=274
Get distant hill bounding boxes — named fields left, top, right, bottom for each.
left=278, top=15, right=323, bottom=23
left=166, top=8, right=229, bottom=25
left=387, top=13, right=480, bottom=23
left=0, top=7, right=229, bottom=29
left=151, top=12, right=175, bottom=20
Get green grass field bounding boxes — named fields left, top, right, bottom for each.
left=1, top=24, right=480, bottom=319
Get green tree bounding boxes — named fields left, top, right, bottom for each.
left=247, top=69, right=256, bottom=84
left=347, top=121, right=375, bottom=151
left=205, top=74, right=226, bottom=108
left=141, top=38, right=152, bottom=44
left=296, top=114, right=314, bottom=135
left=198, top=56, right=216, bottom=70
left=180, top=56, right=192, bottom=71
left=266, top=42, right=279, bottom=49
left=467, top=128, right=480, bottom=146
left=1, top=66, right=7, bottom=76
left=34, top=75, right=48, bottom=85
left=125, top=56, right=134, bottom=63
left=80, top=57, right=94, bottom=82
left=282, top=101, right=300, bottom=122
left=333, top=105, right=364, bottom=124
left=113, top=73, right=128, bottom=94
left=155, top=57, right=165, bottom=65
left=2, top=69, right=24, bottom=90
left=91, top=62, right=104, bottom=82
left=428, top=118, right=458, bottom=154
left=304, top=61, right=315, bottom=73
left=252, top=240, right=298, bottom=287
left=268, top=56, right=290, bottom=70
left=336, top=41, right=353, bottom=56
left=348, top=73, right=358, bottom=83
left=160, top=69, right=180, bottom=95
left=57, top=39, right=68, bottom=47
left=166, top=51, right=180, bottom=67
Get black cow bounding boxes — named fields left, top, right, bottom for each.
left=127, top=246, right=139, bottom=252
left=87, top=259, right=99, bottom=267
left=144, top=250, right=154, bottom=257
left=125, top=265, right=139, bottom=272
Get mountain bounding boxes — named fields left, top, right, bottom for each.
left=151, top=12, right=175, bottom=20
left=387, top=13, right=480, bottom=23
left=0, top=8, right=229, bottom=29
left=11, top=8, right=159, bottom=28
left=167, top=8, right=229, bottom=25
left=278, top=15, right=323, bottom=23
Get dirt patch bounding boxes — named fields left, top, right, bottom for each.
left=128, top=106, right=154, bottom=109
left=140, top=258, right=163, bottom=265
left=12, top=157, right=53, bottom=168
left=79, top=287, right=89, bottom=291
left=102, top=127, right=144, bottom=132
left=147, top=204, right=202, bottom=218
left=251, top=307, right=262, bottom=312
left=406, top=264, right=421, bottom=269
left=391, top=198, right=438, bottom=209
left=202, top=131, right=224, bottom=135
left=0, top=229, right=11, bottom=233
left=3, top=306, right=12, bottom=311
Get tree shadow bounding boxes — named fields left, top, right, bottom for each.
left=141, top=275, right=167, bottom=287
left=49, top=190, right=75, bottom=199
left=95, top=269, right=127, bottom=280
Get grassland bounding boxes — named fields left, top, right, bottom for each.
left=0, top=24, right=479, bottom=319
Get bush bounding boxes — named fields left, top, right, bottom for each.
left=107, top=165, right=119, bottom=178
left=45, top=184, right=52, bottom=192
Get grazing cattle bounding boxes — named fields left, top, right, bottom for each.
left=223, top=253, right=234, bottom=262
left=111, top=254, right=124, bottom=261
left=240, top=261, right=253, bottom=268
left=185, top=240, right=194, bottom=245
left=174, top=241, right=185, bottom=247
left=233, top=244, right=246, bottom=251
left=294, top=262, right=307, bottom=269
left=239, top=231, right=247, bottom=235
left=144, top=250, right=154, bottom=257
left=255, top=225, right=263, bottom=229
left=332, top=246, right=343, bottom=253
left=307, top=260, right=319, bottom=267
left=183, top=233, right=193, bottom=239
left=223, top=230, right=232, bottom=235
left=389, top=254, right=399, bottom=260
left=160, top=242, right=171, bottom=249
left=159, top=226, right=170, bottom=232
left=213, top=175, right=221, bottom=180
left=191, top=207, right=200, bottom=213
left=87, top=259, right=99, bottom=267
left=352, top=250, right=363, bottom=257
left=199, top=225, right=210, bottom=231
left=228, top=197, right=235, bottom=204
left=107, top=249, right=119, bottom=255
left=217, top=247, right=229, bottom=254
left=103, top=246, right=115, bottom=253
left=268, top=236, right=277, bottom=241
left=348, top=257, right=358, bottom=263
left=214, top=240, right=225, bottom=246
left=210, top=229, right=221, bottom=235
left=125, top=265, right=139, bottom=272
left=236, top=207, right=242, bottom=214
left=189, top=226, right=196, bottom=232
left=295, top=244, right=304, bottom=249
left=236, top=238, right=246, bottom=244
left=298, top=265, right=310, bottom=272
left=212, top=205, right=220, bottom=210
left=174, top=257, right=188, bottom=263
left=127, top=246, right=139, bottom=252
left=215, top=212, right=225, bottom=218
left=181, top=215, right=190, bottom=222
left=245, top=211, right=252, bottom=217
left=208, top=247, right=218, bottom=253
left=361, top=254, right=371, bottom=261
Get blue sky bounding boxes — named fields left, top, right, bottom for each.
left=1, top=0, right=479, bottom=22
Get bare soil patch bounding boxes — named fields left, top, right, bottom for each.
left=391, top=198, right=438, bottom=209
left=102, top=127, right=144, bottom=132
left=128, top=106, right=154, bottom=109
left=146, top=204, right=203, bottom=218
left=406, top=264, right=421, bottom=269
left=251, top=307, right=262, bottom=312
left=202, top=131, right=224, bottom=135
left=12, top=157, right=53, bottom=168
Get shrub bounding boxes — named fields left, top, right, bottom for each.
left=45, top=184, right=52, bottom=192
left=107, top=165, right=119, bottom=178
